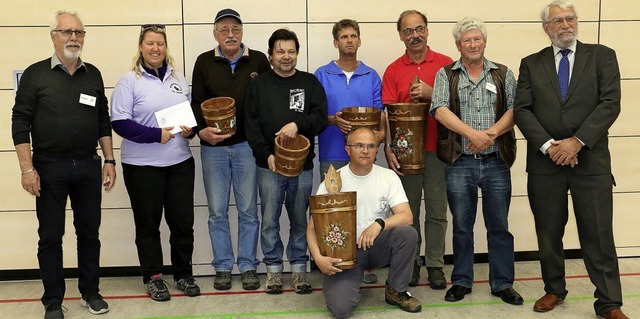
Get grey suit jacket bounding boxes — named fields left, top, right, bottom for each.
left=513, top=41, right=621, bottom=175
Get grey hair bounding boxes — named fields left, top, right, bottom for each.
left=452, top=17, right=487, bottom=43
left=541, top=0, right=578, bottom=23
left=49, top=10, right=83, bottom=32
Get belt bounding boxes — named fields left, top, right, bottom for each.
left=461, top=152, right=499, bottom=160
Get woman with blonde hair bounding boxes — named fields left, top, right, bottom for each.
left=110, top=24, right=199, bottom=301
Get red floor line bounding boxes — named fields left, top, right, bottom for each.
left=1, top=271, right=639, bottom=304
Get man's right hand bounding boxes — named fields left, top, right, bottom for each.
left=198, top=127, right=232, bottom=145
left=314, top=255, right=344, bottom=276
left=333, top=111, right=352, bottom=135
left=21, top=169, right=41, bottom=197
left=384, top=146, right=404, bottom=176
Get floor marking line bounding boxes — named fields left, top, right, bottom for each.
left=128, top=293, right=640, bottom=319
left=1, top=271, right=638, bottom=306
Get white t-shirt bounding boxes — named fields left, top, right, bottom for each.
left=316, top=164, right=408, bottom=240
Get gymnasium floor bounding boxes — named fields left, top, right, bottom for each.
left=1, top=258, right=638, bottom=319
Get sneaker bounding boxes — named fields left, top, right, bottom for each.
left=80, top=293, right=109, bottom=315
left=362, top=269, right=378, bottom=284
left=44, top=304, right=65, bottom=319
left=176, top=277, right=201, bottom=297
left=427, top=267, right=447, bottom=290
left=265, top=272, right=283, bottom=294
left=214, top=271, right=232, bottom=290
left=291, top=271, right=312, bottom=294
left=409, top=261, right=420, bottom=287
left=385, top=284, right=422, bottom=313
left=241, top=270, right=260, bottom=290
left=146, top=275, right=171, bottom=301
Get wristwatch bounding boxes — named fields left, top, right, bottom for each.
left=374, top=218, right=385, bottom=231
left=104, top=159, right=116, bottom=166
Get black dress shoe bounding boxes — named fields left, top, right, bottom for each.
left=427, top=267, right=447, bottom=290
left=444, top=285, right=472, bottom=302
left=491, top=287, right=524, bottom=305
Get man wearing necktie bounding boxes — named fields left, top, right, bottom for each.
left=514, top=1, right=627, bottom=319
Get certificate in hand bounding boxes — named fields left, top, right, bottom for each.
left=154, top=101, right=197, bottom=134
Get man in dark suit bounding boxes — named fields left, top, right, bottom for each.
left=513, top=1, right=627, bottom=319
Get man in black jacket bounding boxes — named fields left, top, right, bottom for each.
left=245, top=28, right=328, bottom=295
left=191, top=8, right=271, bottom=292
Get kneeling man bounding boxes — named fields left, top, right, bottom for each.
left=308, top=128, right=420, bottom=318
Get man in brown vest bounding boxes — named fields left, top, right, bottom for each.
left=430, top=17, right=522, bottom=305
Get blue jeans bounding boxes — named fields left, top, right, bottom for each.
left=201, top=142, right=260, bottom=273
left=445, top=155, right=514, bottom=291
left=257, top=167, right=312, bottom=273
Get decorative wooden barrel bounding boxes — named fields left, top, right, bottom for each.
left=340, top=107, right=381, bottom=138
left=273, top=135, right=310, bottom=177
left=201, top=97, right=236, bottom=135
left=309, top=191, right=357, bottom=270
left=386, top=103, right=427, bottom=175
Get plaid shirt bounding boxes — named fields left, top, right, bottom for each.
left=430, top=58, right=516, bottom=155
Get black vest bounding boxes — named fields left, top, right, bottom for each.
left=436, top=62, right=516, bottom=167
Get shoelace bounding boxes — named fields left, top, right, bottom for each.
left=150, top=277, right=169, bottom=292
left=181, top=278, right=196, bottom=288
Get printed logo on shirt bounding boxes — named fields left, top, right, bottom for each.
left=375, top=196, right=391, bottom=216
left=250, top=72, right=259, bottom=79
left=289, top=89, right=305, bottom=113
left=170, top=83, right=183, bottom=94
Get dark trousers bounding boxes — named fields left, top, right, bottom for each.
left=33, top=153, right=103, bottom=306
left=528, top=170, right=623, bottom=315
left=122, top=157, right=195, bottom=283
left=321, top=226, right=418, bottom=319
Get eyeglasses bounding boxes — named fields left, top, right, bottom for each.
left=401, top=25, right=426, bottom=36
left=52, top=29, right=86, bottom=38
left=141, top=24, right=166, bottom=30
left=347, top=143, right=378, bottom=151
left=216, top=26, right=243, bottom=35
left=546, top=15, right=576, bottom=26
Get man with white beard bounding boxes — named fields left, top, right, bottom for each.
left=11, top=10, right=115, bottom=319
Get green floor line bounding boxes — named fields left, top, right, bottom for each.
left=132, top=293, right=640, bottom=319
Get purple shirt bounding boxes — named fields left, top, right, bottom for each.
left=110, top=64, right=192, bottom=166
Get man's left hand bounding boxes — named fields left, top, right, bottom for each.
left=409, top=80, right=433, bottom=102
left=549, top=137, right=582, bottom=166
left=358, top=222, right=382, bottom=251
left=102, top=164, right=116, bottom=191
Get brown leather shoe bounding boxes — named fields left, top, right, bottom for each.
left=596, top=309, right=629, bottom=319
left=533, top=293, right=564, bottom=312
left=385, top=285, right=422, bottom=313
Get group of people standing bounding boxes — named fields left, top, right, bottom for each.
left=10, top=1, right=628, bottom=319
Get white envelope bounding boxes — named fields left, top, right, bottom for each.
left=154, top=101, right=197, bottom=134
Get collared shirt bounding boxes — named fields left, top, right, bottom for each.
left=382, top=47, right=453, bottom=152
left=552, top=41, right=577, bottom=79
left=540, top=41, right=580, bottom=154
left=431, top=58, right=516, bottom=155
left=215, top=43, right=246, bottom=72
left=50, top=53, right=86, bottom=74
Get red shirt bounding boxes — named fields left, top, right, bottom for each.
left=382, top=47, right=453, bottom=152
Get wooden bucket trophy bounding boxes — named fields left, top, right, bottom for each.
left=309, top=165, right=357, bottom=270
left=273, top=135, right=310, bottom=177
left=201, top=97, right=236, bottom=135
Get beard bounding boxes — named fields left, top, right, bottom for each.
left=63, top=42, right=83, bottom=60
left=550, top=28, right=578, bottom=48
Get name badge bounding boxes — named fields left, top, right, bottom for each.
left=485, top=82, right=497, bottom=94
left=79, top=93, right=96, bottom=107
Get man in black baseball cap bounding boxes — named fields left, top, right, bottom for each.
left=214, top=8, right=242, bottom=24
left=191, top=7, right=270, bottom=292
